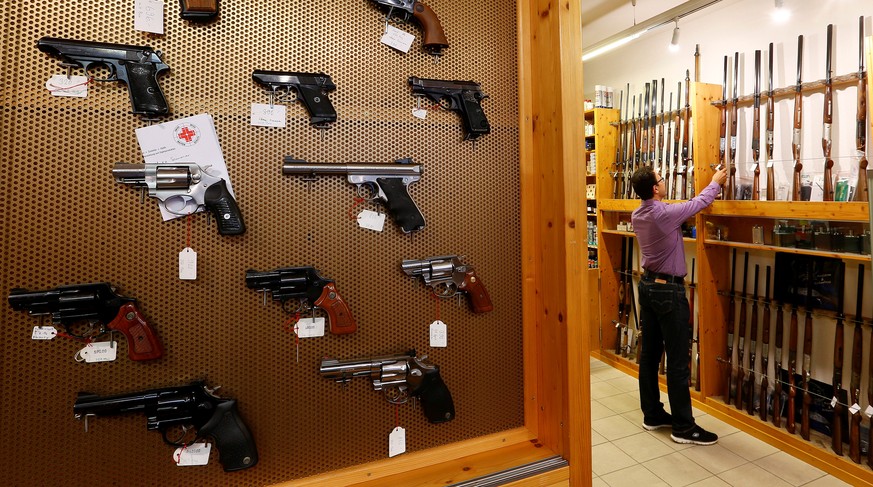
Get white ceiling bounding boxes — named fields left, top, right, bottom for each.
left=582, top=0, right=690, bottom=48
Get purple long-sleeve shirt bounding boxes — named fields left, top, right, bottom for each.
left=631, top=181, right=721, bottom=277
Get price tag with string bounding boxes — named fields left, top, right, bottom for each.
left=179, top=214, right=197, bottom=280
left=282, top=313, right=303, bottom=363
left=45, top=75, right=90, bottom=98
left=381, top=25, right=414, bottom=53
left=134, top=0, right=165, bottom=34
left=173, top=442, right=211, bottom=466
left=251, top=103, right=286, bottom=127
left=429, top=294, right=448, bottom=347
left=349, top=196, right=385, bottom=232
left=75, top=339, right=118, bottom=363
left=388, top=405, right=406, bottom=457
left=32, top=325, right=58, bottom=340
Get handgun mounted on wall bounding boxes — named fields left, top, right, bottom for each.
left=252, top=70, right=337, bottom=130
left=408, top=76, right=491, bottom=141
left=369, top=0, right=448, bottom=56
left=113, top=162, right=246, bottom=235
left=320, top=349, right=455, bottom=423
left=73, top=381, right=258, bottom=471
left=8, top=282, right=164, bottom=361
left=245, top=266, right=357, bottom=334
left=402, top=255, right=493, bottom=313
left=37, top=37, right=170, bottom=118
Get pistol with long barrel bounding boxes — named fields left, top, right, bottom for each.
left=252, top=70, right=337, bottom=129
left=73, top=381, right=258, bottom=471
left=282, top=157, right=425, bottom=233
left=402, top=255, right=493, bottom=313
left=320, top=349, right=455, bottom=423
left=37, top=37, right=170, bottom=117
left=245, top=266, right=357, bottom=334
left=113, top=162, right=246, bottom=235
left=8, top=282, right=163, bottom=361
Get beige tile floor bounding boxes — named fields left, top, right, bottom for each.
left=589, top=357, right=853, bottom=487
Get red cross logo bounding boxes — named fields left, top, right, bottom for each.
left=173, top=123, right=200, bottom=146
left=178, top=127, right=196, bottom=142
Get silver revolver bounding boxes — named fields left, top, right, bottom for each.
left=113, top=162, right=245, bottom=235
left=401, top=255, right=493, bottom=313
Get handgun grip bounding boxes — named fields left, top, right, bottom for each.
left=124, top=61, right=170, bottom=116
left=295, top=85, right=337, bottom=126
left=461, top=268, right=493, bottom=313
left=375, top=177, right=425, bottom=233
left=179, top=0, right=219, bottom=20
left=314, top=283, right=357, bottom=334
left=204, top=179, right=246, bottom=235
left=198, top=399, right=259, bottom=471
left=411, top=1, right=448, bottom=53
left=107, top=303, right=164, bottom=361
left=458, top=92, right=491, bottom=139
left=418, top=367, right=455, bottom=423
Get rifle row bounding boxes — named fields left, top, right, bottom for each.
left=708, top=72, right=863, bottom=108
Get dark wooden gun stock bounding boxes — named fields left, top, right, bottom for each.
left=800, top=264, right=814, bottom=440
left=855, top=16, right=868, bottom=203
left=849, top=264, right=864, bottom=463
left=735, top=252, right=749, bottom=410
left=760, top=266, right=771, bottom=421
left=831, top=262, right=846, bottom=455
left=724, top=248, right=738, bottom=403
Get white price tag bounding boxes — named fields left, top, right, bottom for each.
left=174, top=442, right=211, bottom=466
left=388, top=426, right=406, bottom=457
left=134, top=0, right=164, bottom=34
left=45, top=75, right=89, bottom=98
left=850, top=403, right=862, bottom=415
left=32, top=326, right=57, bottom=340
left=831, top=397, right=838, bottom=408
left=251, top=103, right=287, bottom=127
left=295, top=317, right=325, bottom=338
left=866, top=405, right=873, bottom=418
left=412, top=108, right=428, bottom=119
left=430, top=320, right=447, bottom=348
left=77, top=341, right=117, bottom=363
left=357, top=209, right=386, bottom=232
left=179, top=247, right=197, bottom=280
left=381, top=25, right=415, bottom=53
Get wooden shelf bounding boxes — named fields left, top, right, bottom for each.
left=707, top=201, right=870, bottom=222
left=703, top=239, right=871, bottom=261
left=598, top=199, right=639, bottom=211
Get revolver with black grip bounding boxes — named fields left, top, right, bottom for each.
left=37, top=37, right=170, bottom=117
left=113, top=162, right=246, bottom=235
left=282, top=157, right=425, bottom=233
left=245, top=266, right=357, bottom=335
left=7, top=283, right=164, bottom=361
left=252, top=70, right=337, bottom=129
left=320, top=349, right=455, bottom=423
left=408, top=76, right=490, bottom=140
left=73, top=381, right=258, bottom=471
left=402, top=255, right=493, bottom=313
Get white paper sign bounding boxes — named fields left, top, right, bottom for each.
left=179, top=247, right=197, bottom=280
left=32, top=326, right=58, bottom=340
left=134, top=0, right=165, bottom=34
left=866, top=405, right=873, bottom=418
left=77, top=341, right=117, bottom=363
left=357, top=209, right=386, bottom=232
left=174, top=442, right=211, bottom=466
left=429, top=320, right=447, bottom=347
left=831, top=397, right=838, bottom=408
left=412, top=108, right=428, bottom=119
left=45, top=75, right=89, bottom=98
left=850, top=403, right=862, bottom=415
left=388, top=426, right=406, bottom=457
left=295, top=317, right=325, bottom=338
left=136, top=114, right=235, bottom=221
left=251, top=103, right=287, bottom=127
left=381, top=25, right=415, bottom=53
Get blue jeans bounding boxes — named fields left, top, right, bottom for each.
left=638, top=278, right=695, bottom=432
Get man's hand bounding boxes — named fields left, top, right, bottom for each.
left=712, top=166, right=728, bottom=186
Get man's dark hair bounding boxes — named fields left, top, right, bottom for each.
left=631, top=166, right=657, bottom=200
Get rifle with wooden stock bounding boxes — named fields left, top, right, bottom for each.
left=689, top=259, right=696, bottom=388
left=683, top=70, right=693, bottom=198
left=658, top=78, right=666, bottom=179
left=831, top=262, right=846, bottom=455
left=719, top=56, right=729, bottom=201
left=854, top=15, right=868, bottom=203
left=752, top=50, right=761, bottom=200
left=672, top=83, right=682, bottom=200
left=867, top=307, right=873, bottom=468
left=800, top=263, right=814, bottom=440
left=760, top=266, right=772, bottom=421
left=773, top=290, right=785, bottom=427
left=628, top=94, right=638, bottom=199
left=665, top=92, right=674, bottom=199
left=615, top=237, right=629, bottom=355
left=849, top=264, right=864, bottom=463
left=626, top=237, right=637, bottom=359
left=792, top=35, right=804, bottom=201
left=746, top=264, right=760, bottom=415
left=766, top=42, right=776, bottom=201
left=650, top=79, right=659, bottom=167
left=728, top=52, right=739, bottom=200
left=736, top=252, right=749, bottom=409
left=642, top=83, right=650, bottom=166
left=822, top=24, right=835, bottom=201
left=787, top=281, right=799, bottom=434
left=613, top=89, right=623, bottom=199
left=724, top=248, right=738, bottom=404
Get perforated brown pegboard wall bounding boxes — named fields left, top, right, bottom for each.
left=0, top=0, right=521, bottom=485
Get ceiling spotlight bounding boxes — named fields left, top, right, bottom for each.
left=771, top=0, right=790, bottom=23
left=669, top=19, right=680, bottom=52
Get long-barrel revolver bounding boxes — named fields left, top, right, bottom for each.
left=368, top=0, right=448, bottom=56
left=73, top=381, right=258, bottom=471
left=8, top=282, right=164, bottom=361
left=252, top=70, right=337, bottom=130
left=282, top=157, right=425, bottom=233
left=402, top=255, right=493, bottom=313
left=320, top=349, right=455, bottom=423
left=408, top=76, right=490, bottom=141
left=113, top=162, right=246, bottom=235
left=37, top=37, right=170, bottom=117
left=245, top=266, right=357, bottom=335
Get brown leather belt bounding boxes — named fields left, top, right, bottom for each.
left=642, top=270, right=685, bottom=284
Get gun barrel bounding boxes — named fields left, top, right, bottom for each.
left=409, top=76, right=483, bottom=93
left=319, top=351, right=414, bottom=382
left=73, top=384, right=199, bottom=419
left=37, top=37, right=165, bottom=64
left=282, top=159, right=422, bottom=177
left=401, top=256, right=457, bottom=278
left=245, top=269, right=309, bottom=294
left=252, top=70, right=335, bottom=90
